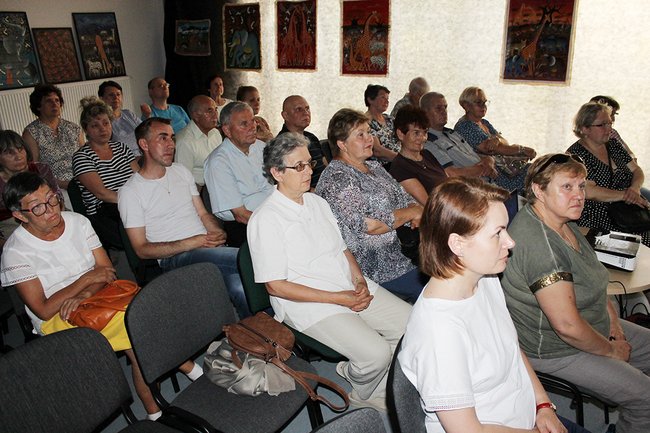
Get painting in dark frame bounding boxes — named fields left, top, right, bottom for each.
left=0, top=11, right=42, bottom=90
left=73, top=12, right=126, bottom=80
left=223, top=3, right=261, bottom=70
left=175, top=19, right=211, bottom=56
left=341, top=0, right=390, bottom=76
left=33, top=28, right=82, bottom=84
left=277, top=0, right=316, bottom=70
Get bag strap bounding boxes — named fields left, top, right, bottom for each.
left=230, top=321, right=293, bottom=361
left=270, top=357, right=349, bottom=412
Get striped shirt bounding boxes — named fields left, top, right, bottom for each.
left=72, top=141, right=135, bottom=215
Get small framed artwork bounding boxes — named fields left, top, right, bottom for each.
left=72, top=12, right=126, bottom=80
left=33, top=28, right=82, bottom=84
left=341, top=0, right=390, bottom=76
left=502, top=0, right=577, bottom=83
left=175, top=19, right=211, bottom=56
left=223, top=3, right=261, bottom=70
left=0, top=11, right=42, bottom=90
left=277, top=0, right=317, bottom=70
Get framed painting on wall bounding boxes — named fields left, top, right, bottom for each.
left=502, top=0, right=577, bottom=83
left=341, top=0, right=390, bottom=76
left=277, top=0, right=316, bottom=70
left=33, top=28, right=82, bottom=84
left=223, top=3, right=261, bottom=70
left=0, top=12, right=42, bottom=90
left=175, top=19, right=211, bottom=56
left=73, top=12, right=126, bottom=80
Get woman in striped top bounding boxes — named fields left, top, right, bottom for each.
left=73, top=97, right=139, bottom=249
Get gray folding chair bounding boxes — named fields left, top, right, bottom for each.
left=125, top=262, right=324, bottom=433
left=0, top=327, right=180, bottom=433
left=310, top=408, right=386, bottom=433
left=387, top=339, right=427, bottom=433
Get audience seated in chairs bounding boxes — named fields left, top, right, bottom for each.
left=248, top=132, right=411, bottom=412
left=72, top=97, right=139, bottom=250
left=99, top=80, right=143, bottom=158
left=140, top=77, right=189, bottom=133
left=236, top=85, right=274, bottom=142
left=365, top=84, right=400, bottom=164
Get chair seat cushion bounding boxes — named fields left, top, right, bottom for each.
left=170, top=356, right=317, bottom=433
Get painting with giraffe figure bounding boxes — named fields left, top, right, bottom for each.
left=277, top=0, right=316, bottom=70
left=502, top=0, right=576, bottom=83
left=341, top=0, right=390, bottom=76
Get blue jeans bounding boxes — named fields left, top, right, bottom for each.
left=159, top=247, right=252, bottom=319
left=380, top=268, right=428, bottom=303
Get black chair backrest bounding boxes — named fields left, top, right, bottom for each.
left=126, top=262, right=235, bottom=385
left=311, top=408, right=386, bottom=433
left=0, top=327, right=131, bottom=433
left=66, top=178, right=87, bottom=217
left=388, top=339, right=427, bottom=433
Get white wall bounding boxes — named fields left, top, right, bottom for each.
left=2, top=0, right=165, bottom=111
left=238, top=0, right=650, bottom=171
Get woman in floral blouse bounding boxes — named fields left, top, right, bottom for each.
left=364, top=85, right=401, bottom=165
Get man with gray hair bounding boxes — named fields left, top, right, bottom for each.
left=174, top=95, right=222, bottom=190
left=390, top=77, right=430, bottom=117
left=204, top=101, right=273, bottom=247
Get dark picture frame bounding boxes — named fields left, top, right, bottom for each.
left=175, top=19, right=211, bottom=56
left=341, top=0, right=390, bottom=76
left=277, top=0, right=317, bottom=70
left=223, top=3, right=261, bottom=70
left=0, top=11, right=42, bottom=90
left=33, top=28, right=82, bottom=84
left=72, top=12, right=126, bottom=80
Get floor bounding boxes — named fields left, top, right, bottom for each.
left=0, top=250, right=633, bottom=433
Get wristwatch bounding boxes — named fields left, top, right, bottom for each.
left=536, top=402, right=557, bottom=412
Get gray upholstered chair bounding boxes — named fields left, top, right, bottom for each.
left=310, top=408, right=386, bottom=433
left=125, top=262, right=324, bottom=432
left=0, top=327, right=180, bottom=433
left=387, top=339, right=427, bottom=433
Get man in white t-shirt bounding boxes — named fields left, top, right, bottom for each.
left=118, top=117, right=250, bottom=318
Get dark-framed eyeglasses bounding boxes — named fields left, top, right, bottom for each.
left=536, top=154, right=584, bottom=176
left=20, top=194, right=62, bottom=217
left=285, top=160, right=317, bottom=172
left=589, top=122, right=613, bottom=128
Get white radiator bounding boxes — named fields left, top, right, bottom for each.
left=0, top=76, right=135, bottom=133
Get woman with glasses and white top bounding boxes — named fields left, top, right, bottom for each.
left=567, top=102, right=650, bottom=245
left=248, top=132, right=411, bottom=412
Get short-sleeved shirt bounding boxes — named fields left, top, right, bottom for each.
left=248, top=189, right=379, bottom=331
left=501, top=204, right=610, bottom=358
left=389, top=150, right=448, bottom=193
left=175, top=120, right=223, bottom=186
left=24, top=118, right=81, bottom=181
left=118, top=163, right=205, bottom=243
left=425, top=128, right=482, bottom=168
left=203, top=138, right=273, bottom=221
left=72, top=141, right=136, bottom=215
left=315, top=159, right=416, bottom=283
left=1, top=212, right=101, bottom=333
left=399, top=277, right=536, bottom=433
left=146, top=104, right=190, bottom=133
left=111, top=109, right=142, bottom=156
left=278, top=125, right=326, bottom=189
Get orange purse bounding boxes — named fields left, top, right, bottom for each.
left=67, top=280, right=140, bottom=331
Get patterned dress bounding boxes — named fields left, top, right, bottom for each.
left=369, top=114, right=401, bottom=154
left=24, top=118, right=81, bottom=182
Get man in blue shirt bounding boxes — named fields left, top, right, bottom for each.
left=140, top=77, right=190, bottom=133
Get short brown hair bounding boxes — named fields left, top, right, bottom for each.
left=573, top=102, right=610, bottom=138
left=524, top=153, right=587, bottom=205
left=420, top=177, right=509, bottom=279
left=327, top=109, right=370, bottom=158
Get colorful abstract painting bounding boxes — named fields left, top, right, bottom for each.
left=341, top=0, right=389, bottom=76
left=0, top=12, right=41, bottom=90
left=224, top=3, right=261, bottom=70
left=277, top=0, right=316, bottom=70
left=175, top=19, right=211, bottom=56
left=33, top=28, right=82, bottom=84
left=502, top=0, right=577, bottom=82
left=73, top=12, right=126, bottom=80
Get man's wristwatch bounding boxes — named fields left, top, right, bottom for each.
left=536, top=402, right=557, bottom=413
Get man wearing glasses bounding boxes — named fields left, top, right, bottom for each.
left=140, top=77, right=190, bottom=133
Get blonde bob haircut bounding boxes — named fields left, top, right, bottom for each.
left=458, top=86, right=484, bottom=108
left=420, top=177, right=509, bottom=279
left=524, top=153, right=587, bottom=205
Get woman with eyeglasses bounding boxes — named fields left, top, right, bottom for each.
left=0, top=171, right=161, bottom=419
left=455, top=86, right=536, bottom=192
left=248, top=132, right=411, bottom=412
left=315, top=109, right=427, bottom=303
left=567, top=102, right=650, bottom=245
left=501, top=154, right=650, bottom=433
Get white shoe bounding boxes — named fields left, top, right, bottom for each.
left=348, top=389, right=387, bottom=412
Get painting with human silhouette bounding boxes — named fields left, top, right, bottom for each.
left=224, top=3, right=261, bottom=70
left=341, top=0, right=389, bottom=76
left=277, top=0, right=316, bottom=70
left=0, top=12, right=42, bottom=90
left=73, top=13, right=126, bottom=80
left=502, top=0, right=576, bottom=82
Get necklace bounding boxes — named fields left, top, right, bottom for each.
left=158, top=173, right=171, bottom=195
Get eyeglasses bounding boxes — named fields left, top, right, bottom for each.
left=536, top=154, right=584, bottom=176
left=151, top=83, right=170, bottom=89
left=284, top=160, right=317, bottom=172
left=20, top=194, right=62, bottom=217
left=589, top=122, right=613, bottom=128
left=473, top=100, right=490, bottom=107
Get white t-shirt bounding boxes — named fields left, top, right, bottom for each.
left=118, top=163, right=205, bottom=242
left=398, top=277, right=536, bottom=433
left=247, top=189, right=378, bottom=331
left=0, top=212, right=102, bottom=332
